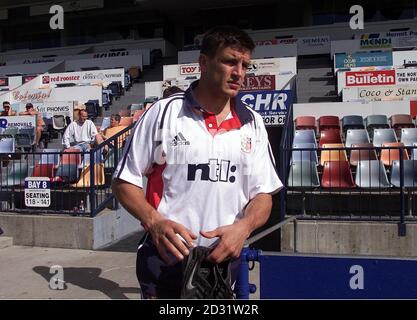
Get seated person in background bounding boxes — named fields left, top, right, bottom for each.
left=101, top=114, right=125, bottom=139
left=19, top=103, right=45, bottom=147
left=100, top=114, right=128, bottom=150
left=162, top=85, right=184, bottom=99
left=62, top=109, right=104, bottom=151
left=1, top=101, right=17, bottom=116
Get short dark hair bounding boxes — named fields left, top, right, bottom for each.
left=3, top=101, right=10, bottom=106
left=200, top=25, right=255, bottom=58
left=26, top=103, right=33, bottom=109
left=111, top=114, right=121, bottom=122
left=163, top=86, right=184, bottom=98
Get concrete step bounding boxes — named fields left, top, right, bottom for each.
left=0, top=236, right=13, bottom=249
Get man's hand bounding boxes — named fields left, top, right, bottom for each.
left=200, top=220, right=251, bottom=264
left=148, top=217, right=197, bottom=265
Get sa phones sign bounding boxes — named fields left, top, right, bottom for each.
left=236, top=90, right=293, bottom=126
left=25, top=177, right=51, bottom=207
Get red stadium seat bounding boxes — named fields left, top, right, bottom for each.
left=319, top=128, right=342, bottom=148
left=61, top=149, right=81, bottom=165
left=321, top=161, right=355, bottom=188
left=295, top=116, right=316, bottom=131
left=31, top=164, right=55, bottom=179
left=318, top=116, right=340, bottom=132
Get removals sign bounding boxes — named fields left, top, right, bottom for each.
left=346, top=70, right=396, bottom=87
left=236, top=90, right=293, bottom=126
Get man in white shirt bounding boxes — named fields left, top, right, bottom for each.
left=62, top=109, right=103, bottom=151
left=112, top=25, right=283, bottom=298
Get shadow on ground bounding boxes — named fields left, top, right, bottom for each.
left=98, top=231, right=146, bottom=252
left=33, top=266, right=139, bottom=299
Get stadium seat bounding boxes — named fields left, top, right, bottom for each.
left=108, top=81, right=122, bottom=99
left=103, top=126, right=128, bottom=148
left=52, top=115, right=66, bottom=137
left=60, top=148, right=81, bottom=165
left=71, top=163, right=105, bottom=188
left=349, top=143, right=378, bottom=166
left=318, top=128, right=342, bottom=148
left=366, top=114, right=390, bottom=139
left=320, top=143, right=348, bottom=166
left=345, top=129, right=370, bottom=147
left=293, top=130, right=317, bottom=147
left=380, top=142, right=409, bottom=167
left=3, top=127, right=18, bottom=136
left=355, top=160, right=390, bottom=188
left=15, top=133, right=34, bottom=151
left=31, top=163, right=55, bottom=179
left=133, top=109, right=145, bottom=122
left=295, top=116, right=316, bottom=131
left=0, top=137, right=15, bottom=154
left=292, top=143, right=318, bottom=164
left=372, top=128, right=397, bottom=147
left=342, top=115, right=364, bottom=133
left=54, top=163, right=79, bottom=183
left=390, top=160, right=417, bottom=188
left=390, top=114, right=414, bottom=132
left=85, top=101, right=99, bottom=120
left=129, top=103, right=144, bottom=116
left=318, top=115, right=340, bottom=132
left=412, top=143, right=417, bottom=160
left=321, top=161, right=355, bottom=188
left=144, top=96, right=159, bottom=109
left=99, top=117, right=111, bottom=133
left=1, top=162, right=28, bottom=187
left=119, top=117, right=133, bottom=126
left=400, top=128, right=417, bottom=147
left=40, top=149, right=61, bottom=166
left=19, top=127, right=35, bottom=139
left=104, top=148, right=116, bottom=169
left=366, top=114, right=390, bottom=130
left=0, top=134, right=14, bottom=140
left=287, top=160, right=320, bottom=188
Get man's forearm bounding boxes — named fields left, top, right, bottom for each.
left=238, top=193, right=273, bottom=236
left=112, top=178, right=163, bottom=230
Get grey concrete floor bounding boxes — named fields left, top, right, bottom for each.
left=0, top=232, right=260, bottom=299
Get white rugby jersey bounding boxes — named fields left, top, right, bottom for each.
left=114, top=81, right=283, bottom=246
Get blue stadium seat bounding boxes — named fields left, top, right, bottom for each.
left=355, top=160, right=390, bottom=188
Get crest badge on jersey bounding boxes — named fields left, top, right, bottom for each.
left=241, top=135, right=252, bottom=153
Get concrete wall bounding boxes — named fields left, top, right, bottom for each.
left=0, top=206, right=141, bottom=250
left=92, top=206, right=142, bottom=250
left=282, top=220, right=417, bottom=257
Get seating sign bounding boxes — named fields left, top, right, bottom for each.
left=24, top=177, right=50, bottom=207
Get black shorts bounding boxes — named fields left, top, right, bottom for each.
left=136, top=233, right=240, bottom=299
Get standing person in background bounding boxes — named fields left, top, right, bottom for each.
left=19, top=103, right=45, bottom=147
left=112, top=25, right=282, bottom=299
